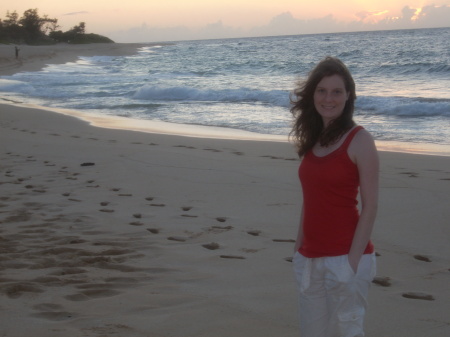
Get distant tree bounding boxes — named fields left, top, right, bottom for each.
left=2, top=10, right=23, bottom=42
left=72, top=22, right=86, bottom=35
left=49, top=22, right=113, bottom=44
left=43, top=17, right=60, bottom=35
left=18, top=9, right=57, bottom=43
left=1, top=9, right=113, bottom=45
left=4, top=10, right=19, bottom=26
left=0, top=19, right=4, bottom=43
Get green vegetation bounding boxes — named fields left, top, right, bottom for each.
left=0, top=9, right=114, bottom=45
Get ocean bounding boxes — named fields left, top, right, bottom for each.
left=1, top=27, right=449, bottom=155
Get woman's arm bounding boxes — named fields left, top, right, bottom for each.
left=294, top=205, right=304, bottom=253
left=348, top=129, right=379, bottom=272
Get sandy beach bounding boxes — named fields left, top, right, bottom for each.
left=0, top=43, right=149, bottom=76
left=1, top=44, right=449, bottom=337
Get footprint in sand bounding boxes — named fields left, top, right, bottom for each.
left=202, top=242, right=220, bottom=250
left=65, top=289, right=121, bottom=301
left=31, top=303, right=76, bottom=321
left=273, top=239, right=296, bottom=243
left=204, top=148, right=222, bottom=153
left=402, top=292, right=435, bottom=301
left=372, top=276, right=392, bottom=287
left=400, top=171, right=419, bottom=178
left=32, top=189, right=47, bottom=193
left=132, top=213, right=142, bottom=219
left=220, top=255, right=245, bottom=260
left=31, top=311, right=75, bottom=321
left=209, top=225, right=233, bottom=233
left=247, top=230, right=261, bottom=236
left=129, top=221, right=144, bottom=226
left=173, top=145, right=196, bottom=149
left=33, top=303, right=63, bottom=311
left=241, top=248, right=259, bottom=253
left=180, top=207, right=197, bottom=217
left=0, top=282, right=43, bottom=298
left=167, top=236, right=188, bottom=242
left=260, top=155, right=283, bottom=160
left=216, top=217, right=227, bottom=223
left=413, top=254, right=432, bottom=262
left=146, top=228, right=160, bottom=234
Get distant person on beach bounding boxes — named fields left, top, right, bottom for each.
left=15, top=46, right=20, bottom=59
left=290, top=57, right=379, bottom=337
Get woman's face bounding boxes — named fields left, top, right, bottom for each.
left=313, top=74, right=349, bottom=126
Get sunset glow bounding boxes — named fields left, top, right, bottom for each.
left=412, top=8, right=424, bottom=21
left=1, top=1, right=449, bottom=42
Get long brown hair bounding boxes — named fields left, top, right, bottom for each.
left=290, top=57, right=356, bottom=157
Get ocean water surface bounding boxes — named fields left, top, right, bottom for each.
left=1, top=27, right=449, bottom=154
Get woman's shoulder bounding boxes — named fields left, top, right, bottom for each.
left=353, top=127, right=375, bottom=145
left=348, top=126, right=378, bottom=162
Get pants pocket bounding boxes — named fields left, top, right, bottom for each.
left=355, top=253, right=377, bottom=281
left=337, top=307, right=365, bottom=337
left=325, top=255, right=355, bottom=285
left=292, top=253, right=312, bottom=293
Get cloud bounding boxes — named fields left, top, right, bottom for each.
left=108, top=21, right=244, bottom=43
left=248, top=12, right=345, bottom=36
left=63, top=11, right=89, bottom=16
left=107, top=5, right=450, bottom=43
left=361, top=5, right=450, bottom=30
left=355, top=10, right=389, bottom=21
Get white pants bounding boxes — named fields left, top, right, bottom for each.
left=293, top=252, right=376, bottom=337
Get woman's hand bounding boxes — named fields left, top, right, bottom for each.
left=348, top=253, right=361, bottom=273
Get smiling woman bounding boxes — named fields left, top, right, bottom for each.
left=291, top=57, right=379, bottom=337
left=314, top=74, right=350, bottom=126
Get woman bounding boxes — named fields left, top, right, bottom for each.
left=290, top=57, right=379, bottom=337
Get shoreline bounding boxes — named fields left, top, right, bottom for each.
left=0, top=43, right=152, bottom=76
left=3, top=99, right=450, bottom=157
left=0, top=42, right=448, bottom=157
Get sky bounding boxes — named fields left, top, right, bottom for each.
left=1, top=1, right=450, bottom=42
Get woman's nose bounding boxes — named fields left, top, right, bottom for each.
left=324, top=92, right=333, bottom=101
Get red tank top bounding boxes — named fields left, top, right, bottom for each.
left=298, top=126, right=374, bottom=257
